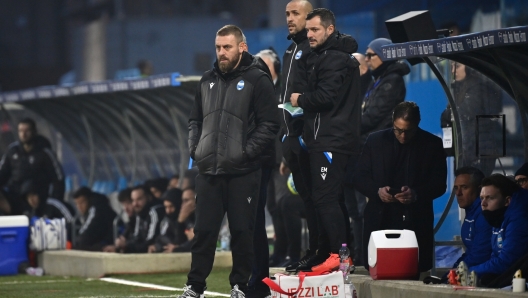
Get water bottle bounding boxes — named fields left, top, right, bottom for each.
left=339, top=243, right=350, bottom=281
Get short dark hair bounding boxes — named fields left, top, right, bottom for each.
left=147, top=178, right=169, bottom=193
left=117, top=188, right=132, bottom=203
left=481, top=174, right=520, bottom=199
left=306, top=8, right=335, bottom=28
left=217, top=25, right=245, bottom=44
left=171, top=174, right=180, bottom=180
left=392, top=101, right=421, bottom=125
left=18, top=118, right=37, bottom=133
left=455, top=166, right=485, bottom=192
left=73, top=186, right=92, bottom=200
left=131, top=184, right=153, bottom=199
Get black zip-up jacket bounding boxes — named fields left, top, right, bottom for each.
left=361, top=61, right=410, bottom=140
left=297, top=32, right=361, bottom=154
left=153, top=214, right=186, bottom=252
left=75, top=192, right=117, bottom=251
left=280, top=30, right=311, bottom=137
left=189, top=51, right=280, bottom=175
left=124, top=199, right=165, bottom=253
left=0, top=138, right=64, bottom=201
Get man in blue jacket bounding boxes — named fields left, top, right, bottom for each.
left=451, top=167, right=492, bottom=269
left=455, top=174, right=528, bottom=287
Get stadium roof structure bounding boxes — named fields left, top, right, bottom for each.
left=381, top=25, right=528, bottom=242
left=0, top=73, right=200, bottom=186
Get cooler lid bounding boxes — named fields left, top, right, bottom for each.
left=368, top=229, right=419, bottom=267
left=0, top=215, right=29, bottom=227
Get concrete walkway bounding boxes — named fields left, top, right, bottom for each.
left=39, top=251, right=528, bottom=296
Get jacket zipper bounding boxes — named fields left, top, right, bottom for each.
left=282, top=43, right=298, bottom=137
left=214, top=77, right=224, bottom=173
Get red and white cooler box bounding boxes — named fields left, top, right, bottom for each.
left=368, top=229, right=418, bottom=280
left=0, top=216, right=29, bottom=276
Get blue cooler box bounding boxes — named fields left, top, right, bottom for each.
left=0, top=216, right=29, bottom=275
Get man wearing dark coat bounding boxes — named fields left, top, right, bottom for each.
left=353, top=101, right=447, bottom=274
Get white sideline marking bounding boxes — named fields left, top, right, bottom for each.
left=100, top=277, right=231, bottom=297
left=0, top=279, right=79, bottom=285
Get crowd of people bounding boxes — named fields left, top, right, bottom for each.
left=1, top=0, right=527, bottom=296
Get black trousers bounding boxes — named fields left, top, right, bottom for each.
left=187, top=170, right=261, bottom=293
left=309, top=151, right=349, bottom=254
left=248, top=166, right=272, bottom=292
left=283, top=136, right=318, bottom=252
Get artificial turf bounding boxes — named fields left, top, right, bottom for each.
left=0, top=268, right=232, bottom=298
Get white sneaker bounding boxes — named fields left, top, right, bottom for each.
left=178, top=285, right=205, bottom=298
left=231, top=285, right=246, bottom=298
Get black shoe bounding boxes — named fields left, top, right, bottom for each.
left=285, top=250, right=313, bottom=272
left=296, top=253, right=328, bottom=272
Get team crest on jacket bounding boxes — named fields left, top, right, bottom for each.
left=237, top=80, right=245, bottom=90
left=295, top=50, right=303, bottom=60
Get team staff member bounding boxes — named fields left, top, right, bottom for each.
left=278, top=0, right=319, bottom=273
left=180, top=25, right=279, bottom=298
left=291, top=8, right=361, bottom=272
left=0, top=118, right=64, bottom=215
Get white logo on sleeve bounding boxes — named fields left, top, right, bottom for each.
left=210, top=82, right=215, bottom=89
left=247, top=197, right=252, bottom=204
left=321, top=167, right=327, bottom=180
left=295, top=50, right=303, bottom=60
left=237, top=80, right=245, bottom=90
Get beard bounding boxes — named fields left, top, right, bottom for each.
left=218, top=52, right=241, bottom=73
left=309, top=32, right=329, bottom=49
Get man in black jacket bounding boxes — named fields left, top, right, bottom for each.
left=361, top=38, right=410, bottom=142
left=116, top=185, right=164, bottom=253
left=0, top=118, right=65, bottom=215
left=183, top=25, right=279, bottom=298
left=353, top=102, right=447, bottom=274
left=73, top=187, right=117, bottom=251
left=291, top=8, right=361, bottom=272
left=278, top=0, right=319, bottom=273
left=148, top=188, right=186, bottom=253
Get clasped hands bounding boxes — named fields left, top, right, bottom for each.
left=378, top=186, right=415, bottom=205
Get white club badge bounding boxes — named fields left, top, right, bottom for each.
left=237, top=80, right=245, bottom=90
left=295, top=50, right=303, bottom=60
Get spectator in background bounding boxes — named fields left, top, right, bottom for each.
left=178, top=188, right=196, bottom=228
left=450, top=167, right=492, bottom=269
left=115, top=185, right=165, bottom=253
left=182, top=168, right=198, bottom=190
left=73, top=187, right=117, bottom=251
left=149, top=188, right=186, bottom=253
left=351, top=53, right=372, bottom=99
left=514, top=162, right=528, bottom=190
left=103, top=188, right=134, bottom=253
left=361, top=38, right=410, bottom=143
left=441, top=62, right=501, bottom=176
left=137, top=59, right=153, bottom=77
left=147, top=177, right=169, bottom=199
left=0, top=118, right=65, bottom=215
left=167, top=174, right=180, bottom=190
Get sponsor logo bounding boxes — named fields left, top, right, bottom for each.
left=321, top=167, right=327, bottom=180
left=209, top=82, right=215, bottom=89
left=247, top=197, right=252, bottom=204
left=237, top=80, right=245, bottom=90
left=295, top=50, right=303, bottom=60
left=286, top=285, right=341, bottom=298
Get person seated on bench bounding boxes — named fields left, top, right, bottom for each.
left=148, top=188, right=187, bottom=253
left=73, top=187, right=117, bottom=251
left=115, top=185, right=165, bottom=253
left=468, top=174, right=528, bottom=287
left=450, top=167, right=493, bottom=269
